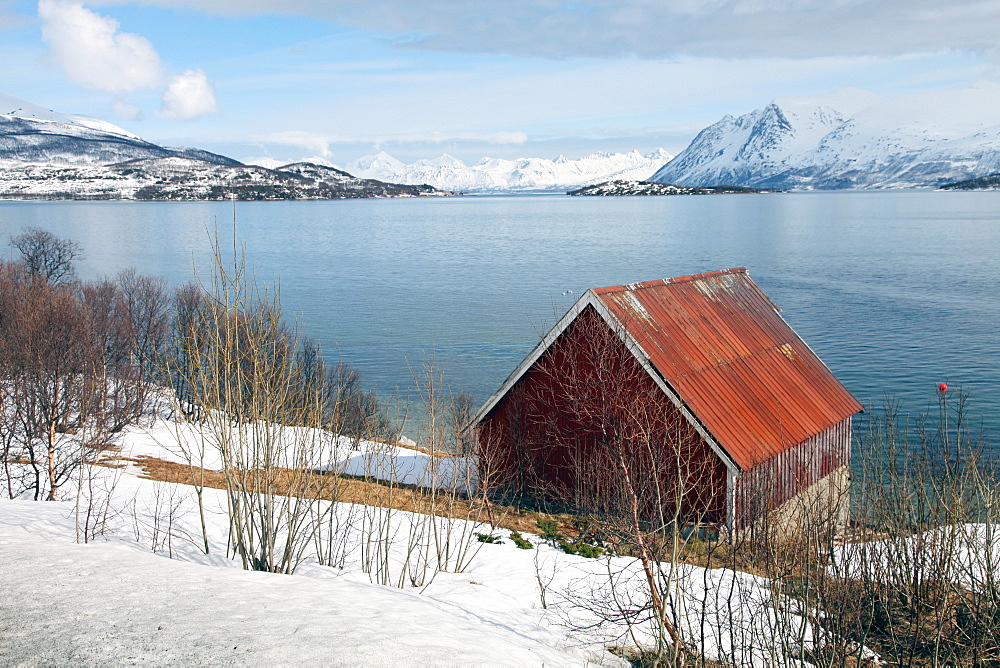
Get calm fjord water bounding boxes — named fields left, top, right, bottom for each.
left=1, top=191, right=998, bottom=437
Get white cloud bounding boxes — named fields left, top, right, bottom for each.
left=38, top=0, right=161, bottom=93
left=111, top=98, right=144, bottom=120
left=254, top=130, right=332, bottom=157
left=157, top=68, right=218, bottom=120
left=36, top=2, right=218, bottom=121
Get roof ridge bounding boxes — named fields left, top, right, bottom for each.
left=593, top=267, right=747, bottom=294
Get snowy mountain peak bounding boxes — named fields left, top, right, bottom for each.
left=246, top=156, right=337, bottom=170
left=416, top=154, right=467, bottom=168
left=245, top=157, right=287, bottom=170
left=650, top=85, right=1000, bottom=190
left=351, top=150, right=406, bottom=173
left=0, top=93, right=74, bottom=124
left=64, top=115, right=141, bottom=140
left=0, top=93, right=139, bottom=140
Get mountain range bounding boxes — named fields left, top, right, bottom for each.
left=6, top=85, right=1000, bottom=197
left=650, top=84, right=1000, bottom=190
left=327, top=149, right=674, bottom=193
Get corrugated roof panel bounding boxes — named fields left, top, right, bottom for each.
left=595, top=268, right=862, bottom=470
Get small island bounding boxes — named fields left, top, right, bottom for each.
left=566, top=180, right=771, bottom=196
left=939, top=173, right=1000, bottom=190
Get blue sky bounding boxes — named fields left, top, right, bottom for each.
left=2, top=0, right=997, bottom=165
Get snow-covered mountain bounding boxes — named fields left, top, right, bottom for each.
left=0, top=93, right=237, bottom=167
left=344, top=149, right=673, bottom=192
left=650, top=84, right=1000, bottom=190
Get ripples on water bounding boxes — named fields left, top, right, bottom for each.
left=1, top=191, right=997, bottom=441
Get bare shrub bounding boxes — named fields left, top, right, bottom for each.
left=168, top=236, right=340, bottom=574
left=353, top=362, right=487, bottom=589
left=322, top=358, right=392, bottom=443
left=828, top=391, right=999, bottom=665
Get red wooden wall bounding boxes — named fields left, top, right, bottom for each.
left=478, top=306, right=729, bottom=525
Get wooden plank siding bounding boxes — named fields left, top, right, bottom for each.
left=732, top=417, right=852, bottom=529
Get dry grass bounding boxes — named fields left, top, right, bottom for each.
left=389, top=440, right=457, bottom=459
left=120, top=455, right=573, bottom=536
left=610, top=646, right=733, bottom=668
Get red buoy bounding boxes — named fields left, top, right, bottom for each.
left=938, top=383, right=948, bottom=392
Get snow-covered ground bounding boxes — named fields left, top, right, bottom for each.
left=0, top=500, right=574, bottom=666
left=1, top=409, right=843, bottom=666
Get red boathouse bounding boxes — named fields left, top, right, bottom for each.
left=473, top=268, right=862, bottom=530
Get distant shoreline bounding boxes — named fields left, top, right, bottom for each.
left=567, top=180, right=776, bottom=196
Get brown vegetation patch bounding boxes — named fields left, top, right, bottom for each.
left=121, top=455, right=571, bottom=536
left=375, top=438, right=456, bottom=459
left=806, top=576, right=999, bottom=666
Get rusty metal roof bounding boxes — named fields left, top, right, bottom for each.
left=594, top=268, right=862, bottom=470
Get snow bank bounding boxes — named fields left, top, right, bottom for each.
left=0, top=500, right=576, bottom=666
left=834, top=522, right=1000, bottom=592
left=122, top=410, right=476, bottom=492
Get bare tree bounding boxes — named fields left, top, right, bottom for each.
left=5, top=278, right=99, bottom=500
left=9, top=227, right=82, bottom=284
left=0, top=260, right=29, bottom=498
left=80, top=279, right=147, bottom=432
left=0, top=254, right=156, bottom=502
left=117, top=267, right=170, bottom=389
